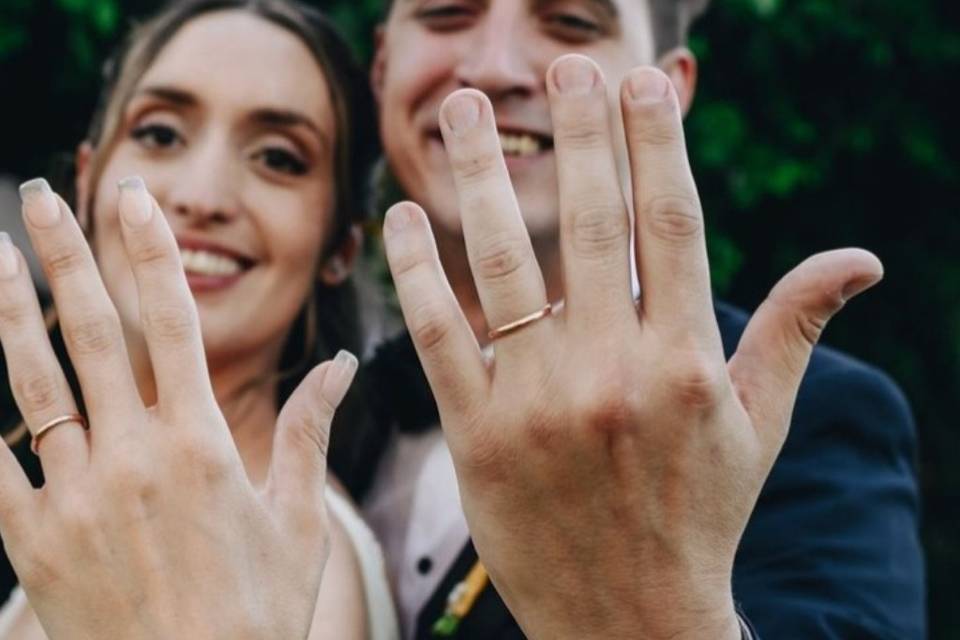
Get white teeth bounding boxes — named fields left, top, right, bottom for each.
left=499, top=132, right=543, bottom=157
left=179, top=249, right=242, bottom=277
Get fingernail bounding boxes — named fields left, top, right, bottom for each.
left=384, top=202, right=417, bottom=235
left=0, top=232, right=19, bottom=278
left=842, top=272, right=883, bottom=302
left=443, top=92, right=481, bottom=136
left=327, top=349, right=359, bottom=404
left=117, top=176, right=153, bottom=226
left=553, top=55, right=598, bottom=96
left=626, top=68, right=670, bottom=104
left=384, top=203, right=417, bottom=236
left=18, top=178, right=61, bottom=228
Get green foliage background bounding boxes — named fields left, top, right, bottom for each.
left=0, top=0, right=956, bottom=634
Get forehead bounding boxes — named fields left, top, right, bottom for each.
left=138, top=10, right=333, bottom=125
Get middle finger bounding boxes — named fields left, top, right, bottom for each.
left=547, top=55, right=633, bottom=329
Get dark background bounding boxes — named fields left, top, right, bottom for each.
left=0, top=0, right=956, bottom=635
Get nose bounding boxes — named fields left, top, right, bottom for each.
left=454, top=13, right=539, bottom=101
left=164, top=134, right=241, bottom=226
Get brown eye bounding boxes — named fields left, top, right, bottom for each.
left=131, top=123, right=181, bottom=149
left=255, top=148, right=308, bottom=176
left=546, top=13, right=603, bottom=41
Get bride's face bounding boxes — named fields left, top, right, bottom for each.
left=84, top=10, right=341, bottom=366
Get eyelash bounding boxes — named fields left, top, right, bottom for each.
left=130, top=122, right=308, bottom=177
left=251, top=148, right=309, bottom=176
left=131, top=123, right=181, bottom=149
left=546, top=13, right=602, bottom=37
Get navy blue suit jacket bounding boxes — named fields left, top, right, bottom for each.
left=393, top=301, right=926, bottom=639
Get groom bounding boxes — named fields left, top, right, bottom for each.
left=351, top=0, right=926, bottom=638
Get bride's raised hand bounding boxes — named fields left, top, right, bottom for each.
left=0, top=177, right=356, bottom=640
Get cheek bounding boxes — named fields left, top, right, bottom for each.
left=385, top=33, right=457, bottom=115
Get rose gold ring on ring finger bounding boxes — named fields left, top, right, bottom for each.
left=488, top=304, right=553, bottom=341
left=31, top=413, right=87, bottom=455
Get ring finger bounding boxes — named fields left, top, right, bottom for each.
left=0, top=232, right=87, bottom=483
left=19, top=179, right=143, bottom=443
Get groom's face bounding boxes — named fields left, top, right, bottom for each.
left=373, top=0, right=659, bottom=242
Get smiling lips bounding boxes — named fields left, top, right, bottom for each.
left=177, top=244, right=254, bottom=293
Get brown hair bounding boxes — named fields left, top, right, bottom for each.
left=3, top=0, right=378, bottom=447
left=382, top=0, right=711, bottom=57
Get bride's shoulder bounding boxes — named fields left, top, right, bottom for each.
left=322, top=481, right=400, bottom=640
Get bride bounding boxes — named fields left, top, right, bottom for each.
left=0, top=1, right=396, bottom=637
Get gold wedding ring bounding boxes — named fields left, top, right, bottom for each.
left=31, top=413, right=87, bottom=455
left=488, top=304, right=553, bottom=341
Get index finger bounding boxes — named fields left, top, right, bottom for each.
left=621, top=67, right=719, bottom=344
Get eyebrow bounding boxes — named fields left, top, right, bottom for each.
left=542, top=0, right=618, bottom=17
left=400, top=0, right=619, bottom=20
left=131, top=85, right=329, bottom=148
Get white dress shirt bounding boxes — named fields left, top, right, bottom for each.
left=362, top=427, right=468, bottom=639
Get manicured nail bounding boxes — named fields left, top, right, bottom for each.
left=0, top=232, right=19, bottom=277
left=326, top=349, right=359, bottom=405
left=117, top=176, right=153, bottom=226
left=553, top=55, right=598, bottom=96
left=443, top=92, right=481, bottom=136
left=18, top=178, right=61, bottom=228
left=626, top=68, right=670, bottom=104
left=384, top=203, right=417, bottom=236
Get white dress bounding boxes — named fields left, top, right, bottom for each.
left=0, top=486, right=399, bottom=640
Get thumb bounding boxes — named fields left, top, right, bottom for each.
left=267, top=350, right=358, bottom=525
left=728, top=248, right=883, bottom=453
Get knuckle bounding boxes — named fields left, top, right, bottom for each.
left=668, top=357, right=725, bottom=409
left=142, top=304, right=198, bottom=343
left=407, top=300, right=457, bottom=352
left=43, top=245, right=92, bottom=281
left=628, top=100, right=681, bottom=146
left=557, top=119, right=608, bottom=151
left=14, top=371, right=63, bottom=414
left=63, top=312, right=123, bottom=356
left=576, top=379, right=636, bottom=437
left=102, top=453, right=153, bottom=496
left=794, top=312, right=826, bottom=347
left=642, top=194, right=703, bottom=245
left=568, top=203, right=629, bottom=257
left=175, top=431, right=233, bottom=485
left=0, top=295, right=29, bottom=327
left=130, top=238, right=176, bottom=269
left=287, top=405, right=331, bottom=461
left=471, top=233, right=531, bottom=284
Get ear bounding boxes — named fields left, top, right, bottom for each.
left=74, top=141, right=95, bottom=229
left=318, top=224, right=363, bottom=287
left=370, top=25, right=387, bottom=105
left=657, top=47, right=698, bottom=118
